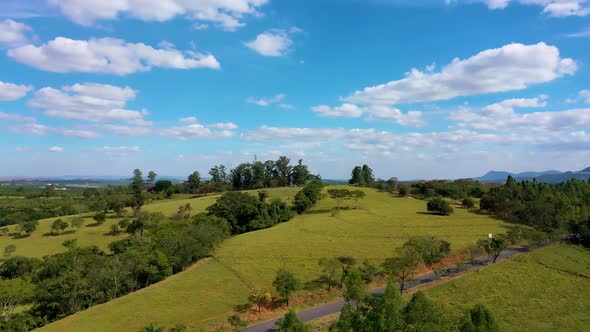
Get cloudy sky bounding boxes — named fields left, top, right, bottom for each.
left=0, top=0, right=589, bottom=179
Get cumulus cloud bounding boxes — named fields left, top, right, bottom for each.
left=96, top=146, right=140, bottom=153
left=246, top=93, right=295, bottom=109
left=161, top=123, right=235, bottom=140
left=312, top=103, right=424, bottom=126
left=209, top=122, right=238, bottom=130
left=245, top=28, right=300, bottom=56
left=449, top=97, right=590, bottom=131
left=0, top=19, right=33, bottom=46
left=0, top=81, right=32, bottom=101
left=48, top=146, right=64, bottom=152
left=473, top=0, right=590, bottom=17
left=346, top=43, right=576, bottom=106
left=27, top=83, right=150, bottom=124
left=102, top=124, right=153, bottom=136
left=179, top=116, right=199, bottom=123
left=48, top=0, right=268, bottom=30
left=8, top=37, right=220, bottom=75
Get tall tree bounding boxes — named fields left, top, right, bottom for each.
left=362, top=164, right=374, bottom=185
left=0, top=278, right=35, bottom=324
left=186, top=171, right=201, bottom=194
left=343, top=268, right=365, bottom=304
left=460, top=304, right=500, bottom=332
left=350, top=190, right=366, bottom=209
left=291, top=159, right=310, bottom=186
left=147, top=171, right=157, bottom=184
left=349, top=166, right=365, bottom=186
left=273, top=268, right=300, bottom=306
left=383, top=247, right=422, bottom=295
left=129, top=169, right=145, bottom=214
left=276, top=310, right=309, bottom=332
left=318, top=258, right=340, bottom=291
left=275, top=156, right=292, bottom=187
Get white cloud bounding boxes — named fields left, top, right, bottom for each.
left=247, top=93, right=295, bottom=109
left=346, top=43, right=576, bottom=106
left=209, top=122, right=238, bottom=130
left=161, top=123, right=236, bottom=140
left=48, top=0, right=268, bottom=30
left=0, top=112, right=35, bottom=122
left=27, top=83, right=149, bottom=124
left=96, top=146, right=140, bottom=153
left=0, top=19, right=32, bottom=46
left=566, top=27, right=590, bottom=37
left=245, top=29, right=299, bottom=56
left=449, top=98, right=590, bottom=131
left=8, top=37, right=220, bottom=75
left=473, top=0, right=590, bottom=17
left=580, top=90, right=590, bottom=104
left=312, top=103, right=424, bottom=126
left=48, top=146, right=64, bottom=152
left=179, top=116, right=198, bottom=123
left=103, top=124, right=153, bottom=136
left=0, top=81, right=32, bottom=101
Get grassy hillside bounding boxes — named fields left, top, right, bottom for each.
left=40, top=186, right=509, bottom=332
left=425, top=244, right=590, bottom=331
left=0, top=188, right=299, bottom=259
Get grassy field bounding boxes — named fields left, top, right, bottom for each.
left=0, top=188, right=300, bottom=259
left=40, top=186, right=510, bottom=332
left=425, top=244, right=590, bottom=331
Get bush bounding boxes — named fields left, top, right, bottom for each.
left=426, top=197, right=454, bottom=215
left=461, top=197, right=475, bottom=209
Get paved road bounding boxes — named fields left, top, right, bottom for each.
left=243, top=241, right=553, bottom=332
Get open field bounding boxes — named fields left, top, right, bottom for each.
left=0, top=188, right=301, bottom=259
left=425, top=244, right=590, bottom=331
left=39, top=186, right=510, bottom=331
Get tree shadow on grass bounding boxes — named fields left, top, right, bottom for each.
left=305, top=209, right=331, bottom=215
left=12, top=234, right=31, bottom=239
left=416, top=212, right=450, bottom=216
left=303, top=276, right=331, bottom=291
left=85, top=222, right=102, bottom=227
left=104, top=231, right=123, bottom=236
left=234, top=303, right=252, bottom=313
left=42, top=230, right=76, bottom=237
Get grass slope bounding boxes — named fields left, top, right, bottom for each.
left=425, top=244, right=590, bottom=331
left=40, top=187, right=509, bottom=331
left=0, top=188, right=299, bottom=259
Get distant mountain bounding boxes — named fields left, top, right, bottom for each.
left=476, top=167, right=590, bottom=183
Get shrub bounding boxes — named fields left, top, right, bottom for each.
left=426, top=197, right=454, bottom=215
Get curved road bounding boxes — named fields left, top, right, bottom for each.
left=243, top=241, right=553, bottom=332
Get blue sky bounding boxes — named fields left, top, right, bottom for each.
left=0, top=0, right=589, bottom=179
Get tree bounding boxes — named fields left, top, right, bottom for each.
left=206, top=192, right=260, bottom=234
left=328, top=189, right=351, bottom=212
left=51, top=219, right=68, bottom=234
left=399, top=186, right=409, bottom=197
left=93, top=213, right=107, bottom=225
left=3, top=244, right=16, bottom=258
left=460, top=304, right=499, bottom=332
left=478, top=238, right=506, bottom=263
left=462, top=197, right=475, bottom=209
left=362, top=165, right=374, bottom=186
left=343, top=268, right=365, bottom=304
left=147, top=171, right=157, bottom=184
left=20, top=221, right=38, bottom=235
left=154, top=180, right=173, bottom=197
left=186, top=171, right=201, bottom=194
left=276, top=310, right=309, bottom=332
left=426, top=197, right=454, bottom=215
left=350, top=190, right=366, bottom=209
left=349, top=166, right=365, bottom=186
left=70, top=217, right=85, bottom=230
left=275, top=156, right=292, bottom=187
left=0, top=278, right=35, bottom=324
left=273, top=268, right=300, bottom=306
left=129, top=169, right=145, bottom=214
left=337, top=256, right=357, bottom=288
left=291, top=159, right=311, bottom=186
left=383, top=247, right=422, bottom=295
left=318, top=258, right=339, bottom=291
left=403, top=236, right=451, bottom=266
left=248, top=291, right=272, bottom=313
left=110, top=224, right=120, bottom=234
left=403, top=291, right=448, bottom=330
left=184, top=203, right=192, bottom=219
left=293, top=191, right=313, bottom=214
left=140, top=322, right=164, bottom=332
left=62, top=239, right=77, bottom=249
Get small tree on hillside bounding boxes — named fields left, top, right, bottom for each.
left=20, top=221, right=38, bottom=235
left=461, top=197, right=475, bottom=209
left=276, top=310, right=309, bottom=332
left=350, top=190, right=366, bottom=209
left=3, top=244, right=16, bottom=258
left=273, top=268, right=301, bottom=306
left=93, top=213, right=107, bottom=225
left=398, top=186, right=409, bottom=197
left=248, top=290, right=272, bottom=313
left=293, top=191, right=313, bottom=214
left=328, top=189, right=351, bottom=213
left=343, top=268, right=365, bottom=304
left=460, top=304, right=500, bottom=332
left=318, top=257, right=340, bottom=291
left=426, top=197, right=454, bottom=215
left=51, top=219, right=68, bottom=235
left=383, top=247, right=422, bottom=295
left=336, top=256, right=357, bottom=288
left=70, top=217, right=85, bottom=230
left=478, top=238, right=506, bottom=263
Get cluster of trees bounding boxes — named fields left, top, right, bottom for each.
left=479, top=177, right=590, bottom=238
left=206, top=191, right=294, bottom=234
left=408, top=179, right=490, bottom=200
left=349, top=165, right=375, bottom=186
left=332, top=283, right=499, bottom=332
left=327, top=189, right=366, bottom=212
left=293, top=180, right=324, bottom=214
left=0, top=213, right=230, bottom=330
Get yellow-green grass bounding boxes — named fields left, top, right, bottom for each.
left=0, top=188, right=300, bottom=259
left=425, top=244, right=590, bottom=331
left=40, top=187, right=510, bottom=331
left=40, top=258, right=250, bottom=332
left=216, top=187, right=508, bottom=289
